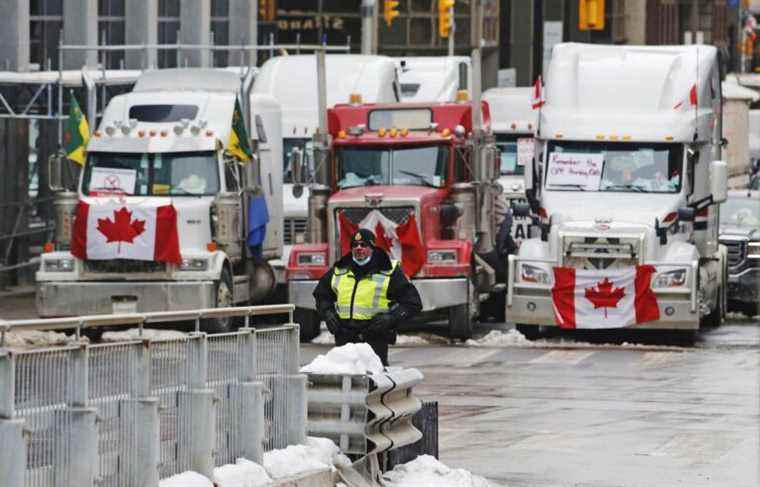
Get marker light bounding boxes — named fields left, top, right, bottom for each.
left=555, top=133, right=563, bottom=138
left=43, top=242, right=54, bottom=253
left=349, top=93, right=362, bottom=104
left=455, top=89, right=469, bottom=102
left=160, top=130, right=168, bottom=137
left=665, top=136, right=674, bottom=141
left=137, top=130, right=145, bottom=138
left=623, top=135, right=632, bottom=141
left=149, top=130, right=157, bottom=137
left=105, top=126, right=115, bottom=136
left=93, top=131, right=101, bottom=138
left=207, top=242, right=218, bottom=252
left=389, top=128, right=398, bottom=137
left=338, top=130, right=347, bottom=139
left=205, top=130, right=214, bottom=137
left=378, top=127, right=387, bottom=137
left=609, top=135, right=619, bottom=141
left=400, top=128, right=409, bottom=137
left=595, top=134, right=604, bottom=140
left=441, top=128, right=451, bottom=137
left=511, top=123, right=517, bottom=130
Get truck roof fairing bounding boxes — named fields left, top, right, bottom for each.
left=541, top=43, right=719, bottom=142
left=133, top=68, right=241, bottom=93
left=327, top=101, right=491, bottom=138
left=483, top=87, right=536, bottom=134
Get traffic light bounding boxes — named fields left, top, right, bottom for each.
left=259, top=0, right=276, bottom=22
left=579, top=0, right=605, bottom=31
left=438, top=0, right=455, bottom=38
left=383, top=0, right=400, bottom=27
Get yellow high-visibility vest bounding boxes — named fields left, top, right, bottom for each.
left=331, top=261, right=399, bottom=320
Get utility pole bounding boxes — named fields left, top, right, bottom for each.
left=361, top=0, right=377, bottom=54
left=448, top=4, right=455, bottom=56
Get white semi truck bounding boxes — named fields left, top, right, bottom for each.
left=36, top=69, right=283, bottom=332
left=396, top=56, right=471, bottom=102
left=483, top=87, right=536, bottom=242
left=507, top=44, right=728, bottom=339
left=252, top=54, right=400, bottom=273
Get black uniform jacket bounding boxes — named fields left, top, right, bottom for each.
left=313, top=248, right=422, bottom=329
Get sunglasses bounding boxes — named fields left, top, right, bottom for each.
left=351, top=242, right=371, bottom=249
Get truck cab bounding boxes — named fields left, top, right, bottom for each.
left=287, top=99, right=499, bottom=340
left=36, top=69, right=283, bottom=331
left=508, top=44, right=728, bottom=338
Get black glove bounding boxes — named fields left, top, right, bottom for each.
left=369, top=312, right=396, bottom=334
left=323, top=309, right=341, bottom=335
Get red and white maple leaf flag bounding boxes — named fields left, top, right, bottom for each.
left=551, top=265, right=659, bottom=329
left=338, top=209, right=425, bottom=277
left=532, top=76, right=545, bottom=109
left=71, top=200, right=181, bottom=264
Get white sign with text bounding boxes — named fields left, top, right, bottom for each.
left=546, top=152, right=604, bottom=190
left=516, top=138, right=534, bottom=167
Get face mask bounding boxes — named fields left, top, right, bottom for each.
left=352, top=254, right=371, bottom=266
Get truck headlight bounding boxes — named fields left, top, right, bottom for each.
left=748, top=242, right=760, bottom=259
left=427, top=250, right=458, bottom=264
left=179, top=258, right=209, bottom=271
left=297, top=253, right=326, bottom=266
left=520, top=263, right=551, bottom=284
left=652, top=269, right=687, bottom=288
left=44, top=258, right=75, bottom=272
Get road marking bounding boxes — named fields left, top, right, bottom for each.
left=529, top=350, right=596, bottom=365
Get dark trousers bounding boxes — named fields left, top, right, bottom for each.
left=335, top=329, right=389, bottom=366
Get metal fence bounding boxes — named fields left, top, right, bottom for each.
left=0, top=305, right=306, bottom=487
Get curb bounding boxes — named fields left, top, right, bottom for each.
left=272, top=468, right=335, bottom=487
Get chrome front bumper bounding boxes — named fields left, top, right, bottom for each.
left=36, top=281, right=216, bottom=317
left=289, top=277, right=469, bottom=312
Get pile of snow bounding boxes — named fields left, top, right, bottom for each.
left=101, top=328, right=187, bottom=342
left=300, top=343, right=384, bottom=375
left=382, top=455, right=494, bottom=487
left=159, top=471, right=213, bottom=487
left=264, top=436, right=348, bottom=479
left=466, top=329, right=537, bottom=347
left=213, top=458, right=271, bottom=487
left=3, top=330, right=83, bottom=349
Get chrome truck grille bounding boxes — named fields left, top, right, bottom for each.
left=85, top=259, right=167, bottom=273
left=562, top=236, right=640, bottom=270
left=720, top=239, right=747, bottom=268
left=338, top=207, right=414, bottom=225
left=283, top=217, right=307, bottom=245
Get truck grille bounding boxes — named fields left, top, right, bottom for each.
left=85, top=259, right=167, bottom=273
left=284, top=217, right=307, bottom=245
left=563, top=236, right=639, bottom=270
left=337, top=207, right=414, bottom=225
left=720, top=239, right=746, bottom=268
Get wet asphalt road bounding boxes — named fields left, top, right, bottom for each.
left=305, top=317, right=760, bottom=487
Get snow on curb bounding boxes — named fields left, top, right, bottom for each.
left=101, top=328, right=188, bottom=342
left=160, top=471, right=213, bottom=487
left=382, top=455, right=497, bottom=487
left=466, top=329, right=536, bottom=347
left=2, top=329, right=85, bottom=350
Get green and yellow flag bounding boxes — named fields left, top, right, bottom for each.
left=227, top=97, right=253, bottom=161
left=63, top=92, right=90, bottom=165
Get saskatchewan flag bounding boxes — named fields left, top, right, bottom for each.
left=63, top=92, right=90, bottom=166
left=227, top=98, right=252, bottom=161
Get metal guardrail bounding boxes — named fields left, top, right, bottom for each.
left=306, top=367, right=424, bottom=455
left=0, top=305, right=306, bottom=487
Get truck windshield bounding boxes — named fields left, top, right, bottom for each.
left=336, top=145, right=447, bottom=189
left=284, top=138, right=314, bottom=184
left=545, top=141, right=683, bottom=193
left=82, top=151, right=219, bottom=196
left=496, top=134, right=527, bottom=176
left=720, top=196, right=760, bottom=227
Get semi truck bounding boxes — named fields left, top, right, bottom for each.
left=36, top=68, right=283, bottom=332
left=252, top=54, right=400, bottom=274
left=507, top=43, right=728, bottom=340
left=286, top=52, right=504, bottom=341
left=396, top=56, right=471, bottom=102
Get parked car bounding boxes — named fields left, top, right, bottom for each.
left=719, top=190, right=760, bottom=316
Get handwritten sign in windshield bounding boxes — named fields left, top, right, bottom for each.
left=546, top=152, right=604, bottom=190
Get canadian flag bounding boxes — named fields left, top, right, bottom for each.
left=338, top=209, right=425, bottom=277
left=532, top=76, right=545, bottom=109
left=673, top=83, right=698, bottom=110
left=551, top=265, right=659, bottom=329
left=71, top=200, right=181, bottom=264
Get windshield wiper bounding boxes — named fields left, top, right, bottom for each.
left=547, top=184, right=586, bottom=191
left=604, top=184, right=647, bottom=193
left=397, top=169, right=437, bottom=188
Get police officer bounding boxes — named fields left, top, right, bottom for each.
left=313, top=229, right=422, bottom=366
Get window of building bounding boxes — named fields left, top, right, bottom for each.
left=98, top=0, right=125, bottom=69
left=211, top=0, right=229, bottom=67
left=30, top=0, right=63, bottom=70
left=158, top=0, right=180, bottom=68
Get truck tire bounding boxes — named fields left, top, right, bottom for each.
left=201, top=269, right=235, bottom=334
left=449, top=303, right=473, bottom=341
left=515, top=324, right=542, bottom=340
left=700, top=286, right=723, bottom=329
left=295, top=308, right=321, bottom=342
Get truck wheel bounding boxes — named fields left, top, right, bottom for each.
left=201, top=269, right=234, bottom=334
left=295, top=308, right=321, bottom=342
left=700, top=286, right=723, bottom=329
left=515, top=324, right=542, bottom=340
left=449, top=303, right=473, bottom=341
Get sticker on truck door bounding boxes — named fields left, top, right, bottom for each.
left=509, top=198, right=532, bottom=242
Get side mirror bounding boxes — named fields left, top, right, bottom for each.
left=677, top=207, right=696, bottom=222
left=710, top=160, right=727, bottom=204
left=513, top=202, right=531, bottom=218
left=290, top=147, right=304, bottom=184
left=48, top=153, right=64, bottom=191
